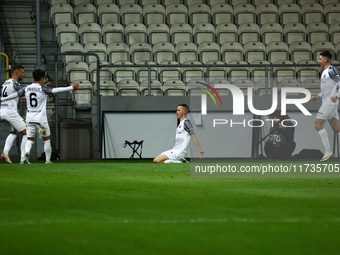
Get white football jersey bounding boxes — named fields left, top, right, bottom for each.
left=173, top=119, right=194, bottom=154
left=319, top=65, right=340, bottom=106
left=0, top=79, right=23, bottom=117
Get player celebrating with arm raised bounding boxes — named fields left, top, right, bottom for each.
left=311, top=51, right=340, bottom=162
left=153, top=103, right=204, bottom=163
left=0, top=69, right=79, bottom=164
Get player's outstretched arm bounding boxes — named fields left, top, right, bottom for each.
left=190, top=134, right=204, bottom=159
left=0, top=92, right=20, bottom=102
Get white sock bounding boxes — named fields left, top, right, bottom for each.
left=20, top=135, right=27, bottom=161
left=3, top=134, right=17, bottom=156
left=318, top=129, right=331, bottom=153
left=25, top=140, right=34, bottom=158
left=164, top=159, right=182, bottom=163
left=44, top=140, right=52, bottom=163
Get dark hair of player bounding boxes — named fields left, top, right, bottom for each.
left=11, top=64, right=24, bottom=75
left=320, top=51, right=332, bottom=60
left=32, top=69, right=46, bottom=82
left=179, top=103, right=189, bottom=114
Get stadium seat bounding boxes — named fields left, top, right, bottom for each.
left=324, top=3, right=340, bottom=25
left=261, top=23, right=283, bottom=45
left=107, top=43, right=129, bottom=63
left=148, top=23, right=170, bottom=45
left=306, top=23, right=329, bottom=44
left=153, top=42, right=175, bottom=64
left=296, top=60, right=319, bottom=82
left=89, top=60, right=113, bottom=83
left=273, top=60, right=296, bottom=81
left=66, top=61, right=89, bottom=82
left=79, top=23, right=102, bottom=45
left=84, top=42, right=107, bottom=62
left=320, top=0, right=339, bottom=6
left=233, top=79, right=255, bottom=95
left=289, top=42, right=312, bottom=63
left=244, top=42, right=266, bottom=63
left=301, top=78, right=320, bottom=96
left=227, top=60, right=250, bottom=82
left=336, top=42, right=340, bottom=61
left=209, top=78, right=231, bottom=96
left=163, top=80, right=186, bottom=96
left=330, top=23, right=340, bottom=44
left=186, top=0, right=205, bottom=6
left=216, top=23, right=238, bottom=45
left=140, top=80, right=163, bottom=96
left=284, top=23, right=306, bottom=45
left=73, top=80, right=93, bottom=110
left=276, top=0, right=295, bottom=5
left=136, top=61, right=158, bottom=82
left=113, top=61, right=135, bottom=82
left=56, top=23, right=79, bottom=45
left=255, top=78, right=277, bottom=95
left=221, top=42, right=243, bottom=63
left=51, top=4, right=74, bottom=26
left=205, top=60, right=227, bottom=79
left=301, top=3, right=324, bottom=25
left=166, top=4, right=188, bottom=25
left=312, top=41, right=335, bottom=61
left=102, top=23, right=124, bottom=45
left=141, top=0, right=161, bottom=6
left=130, top=43, right=153, bottom=63
left=117, top=80, right=140, bottom=96
left=93, top=80, right=116, bottom=96
left=125, top=23, right=147, bottom=45
left=250, top=60, right=271, bottom=82
left=95, top=0, right=114, bottom=6
left=189, top=4, right=211, bottom=25
left=117, top=0, right=138, bottom=6
left=186, top=79, right=208, bottom=96
left=175, top=42, right=198, bottom=64
left=198, top=42, right=221, bottom=63
left=170, top=23, right=193, bottom=45
left=181, top=60, right=205, bottom=83
left=51, top=0, right=69, bottom=5
left=234, top=4, right=256, bottom=25
left=159, top=61, right=181, bottom=83
left=143, top=4, right=166, bottom=25
left=164, top=0, right=183, bottom=6
left=121, top=4, right=143, bottom=25
left=266, top=41, right=289, bottom=63
left=211, top=4, right=233, bottom=25
left=97, top=4, right=120, bottom=25
left=256, top=3, right=279, bottom=25
left=254, top=0, right=274, bottom=5
left=299, top=0, right=319, bottom=5
left=61, top=42, right=84, bottom=62
left=72, top=0, right=93, bottom=5
left=278, top=78, right=301, bottom=95
left=279, top=4, right=301, bottom=25
left=74, top=4, right=97, bottom=25
left=193, top=23, right=215, bottom=45
left=230, top=0, right=250, bottom=6
left=209, top=0, right=228, bottom=7
left=238, top=23, right=260, bottom=45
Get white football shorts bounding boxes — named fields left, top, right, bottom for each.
left=316, top=104, right=339, bottom=121
left=161, top=149, right=186, bottom=161
left=26, top=122, right=50, bottom=138
left=2, top=114, right=26, bottom=132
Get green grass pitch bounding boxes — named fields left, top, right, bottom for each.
left=1, top=160, right=340, bottom=255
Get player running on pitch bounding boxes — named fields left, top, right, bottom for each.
left=0, top=69, right=79, bottom=164
left=311, top=51, right=340, bottom=162
left=153, top=103, right=204, bottom=163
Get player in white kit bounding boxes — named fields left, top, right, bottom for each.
left=0, top=69, right=79, bottom=164
left=153, top=104, right=204, bottom=163
left=311, top=51, right=340, bottom=161
left=0, top=65, right=28, bottom=164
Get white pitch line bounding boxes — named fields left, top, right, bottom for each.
left=1, top=218, right=340, bottom=226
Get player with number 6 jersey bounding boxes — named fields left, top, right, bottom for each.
left=0, top=69, right=79, bottom=163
